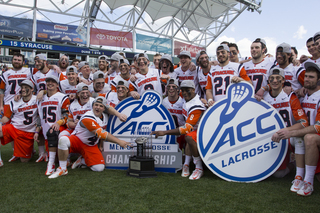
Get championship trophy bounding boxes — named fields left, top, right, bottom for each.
left=127, top=128, right=157, bottom=178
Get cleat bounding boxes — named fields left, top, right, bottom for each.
left=45, top=154, right=48, bottom=162
left=189, top=168, right=203, bottom=180
left=297, top=181, right=313, bottom=196
left=72, top=156, right=83, bottom=169
left=0, top=160, right=3, bottom=167
left=45, top=164, right=55, bottom=176
left=8, top=156, right=20, bottom=162
left=181, top=164, right=190, bottom=177
left=48, top=167, right=68, bottom=179
left=35, top=153, right=47, bottom=163
left=290, top=176, right=304, bottom=192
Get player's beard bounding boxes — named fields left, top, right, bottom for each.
left=59, top=61, right=68, bottom=69
left=12, top=62, right=23, bottom=70
left=199, top=60, right=209, bottom=69
left=218, top=55, right=229, bottom=64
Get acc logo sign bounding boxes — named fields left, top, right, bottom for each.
left=107, top=90, right=176, bottom=144
left=197, top=82, right=287, bottom=182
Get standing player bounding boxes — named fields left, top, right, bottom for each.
left=206, top=44, right=251, bottom=106
left=59, top=66, right=79, bottom=101
left=129, top=53, right=163, bottom=97
left=150, top=53, right=162, bottom=69
left=106, top=80, right=130, bottom=108
left=48, top=97, right=131, bottom=178
left=153, top=80, right=206, bottom=180
left=106, top=53, right=122, bottom=85
left=174, top=51, right=200, bottom=95
left=277, top=62, right=320, bottom=196
left=97, top=55, right=109, bottom=75
left=196, top=50, right=211, bottom=100
left=78, top=61, right=93, bottom=82
left=110, top=59, right=131, bottom=92
left=35, top=75, right=70, bottom=175
left=158, top=54, right=177, bottom=95
left=89, top=71, right=111, bottom=97
left=264, top=68, right=308, bottom=186
left=0, top=80, right=38, bottom=164
left=243, top=38, right=275, bottom=93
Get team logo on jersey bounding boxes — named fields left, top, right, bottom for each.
left=197, top=81, right=287, bottom=182
left=107, top=90, right=176, bottom=144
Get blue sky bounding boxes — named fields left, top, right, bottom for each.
left=206, top=0, right=318, bottom=58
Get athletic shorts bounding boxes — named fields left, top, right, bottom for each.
left=177, top=135, right=186, bottom=150
left=68, top=135, right=105, bottom=167
left=186, top=129, right=197, bottom=143
left=1, top=124, right=34, bottom=158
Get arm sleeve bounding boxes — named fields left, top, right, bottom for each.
left=80, top=118, right=101, bottom=132
left=290, top=93, right=308, bottom=127
left=185, top=109, right=203, bottom=126
left=239, top=67, right=251, bottom=81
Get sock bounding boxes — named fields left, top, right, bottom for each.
left=48, top=151, right=56, bottom=167
left=38, top=146, right=45, bottom=155
left=295, top=167, right=305, bottom=179
left=304, top=165, right=317, bottom=185
left=193, top=156, right=203, bottom=170
left=0, top=150, right=2, bottom=161
left=60, top=161, right=67, bottom=170
left=184, top=155, right=192, bottom=166
left=81, top=158, right=86, bottom=165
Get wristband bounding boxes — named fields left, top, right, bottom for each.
left=261, top=87, right=266, bottom=91
left=208, top=99, right=213, bottom=103
left=35, top=131, right=39, bottom=134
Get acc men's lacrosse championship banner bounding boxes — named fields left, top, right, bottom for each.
left=198, top=81, right=288, bottom=182
left=104, top=91, right=182, bottom=173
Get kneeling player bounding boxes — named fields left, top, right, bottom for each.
left=48, top=97, right=131, bottom=178
left=0, top=80, right=39, bottom=165
left=152, top=80, right=206, bottom=180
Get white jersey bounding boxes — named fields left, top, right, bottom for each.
left=68, top=97, right=94, bottom=121
left=182, top=94, right=206, bottom=130
left=72, top=110, right=108, bottom=146
left=206, top=62, right=249, bottom=102
left=301, top=57, right=320, bottom=67
left=59, top=79, right=77, bottom=95
left=0, top=67, right=32, bottom=103
left=38, top=92, right=69, bottom=139
left=88, top=83, right=111, bottom=95
left=105, top=71, right=119, bottom=85
left=163, top=96, right=185, bottom=127
left=197, top=66, right=210, bottom=99
left=31, top=69, right=63, bottom=92
left=78, top=72, right=93, bottom=82
left=301, top=90, right=320, bottom=125
left=9, top=95, right=38, bottom=132
left=271, top=64, right=304, bottom=91
left=264, top=91, right=307, bottom=128
left=130, top=68, right=163, bottom=96
left=174, top=66, right=200, bottom=95
left=105, top=91, right=120, bottom=108
left=243, top=58, right=274, bottom=93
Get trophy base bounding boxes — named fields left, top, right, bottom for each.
left=127, top=156, right=157, bottom=178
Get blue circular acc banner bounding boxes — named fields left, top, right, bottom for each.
left=197, top=81, right=288, bottom=183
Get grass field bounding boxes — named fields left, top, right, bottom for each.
left=0, top=144, right=319, bottom=213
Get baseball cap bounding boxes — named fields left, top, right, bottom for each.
left=119, top=58, right=130, bottom=66
left=304, top=62, right=320, bottom=73
left=19, top=79, right=34, bottom=89
left=98, top=55, right=109, bottom=61
left=36, top=54, right=47, bottom=61
left=93, top=96, right=107, bottom=106
left=314, top=32, right=320, bottom=42
left=108, top=53, right=123, bottom=62
left=160, top=54, right=173, bottom=64
left=93, top=71, right=105, bottom=80
left=117, top=80, right=129, bottom=89
left=180, top=80, right=195, bottom=89
left=167, top=78, right=179, bottom=87
left=66, top=65, right=78, bottom=74
left=76, top=82, right=89, bottom=93
left=137, top=53, right=149, bottom=61
left=133, top=54, right=139, bottom=61
left=216, top=44, right=230, bottom=52
left=269, top=67, right=285, bottom=78
left=178, top=51, right=191, bottom=59
left=196, top=50, right=207, bottom=62
left=276, top=42, right=291, bottom=54
left=78, top=61, right=89, bottom=70
left=117, top=51, right=126, bottom=58
left=45, top=75, right=59, bottom=84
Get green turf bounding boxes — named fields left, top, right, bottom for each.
left=0, top=144, right=319, bottom=213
